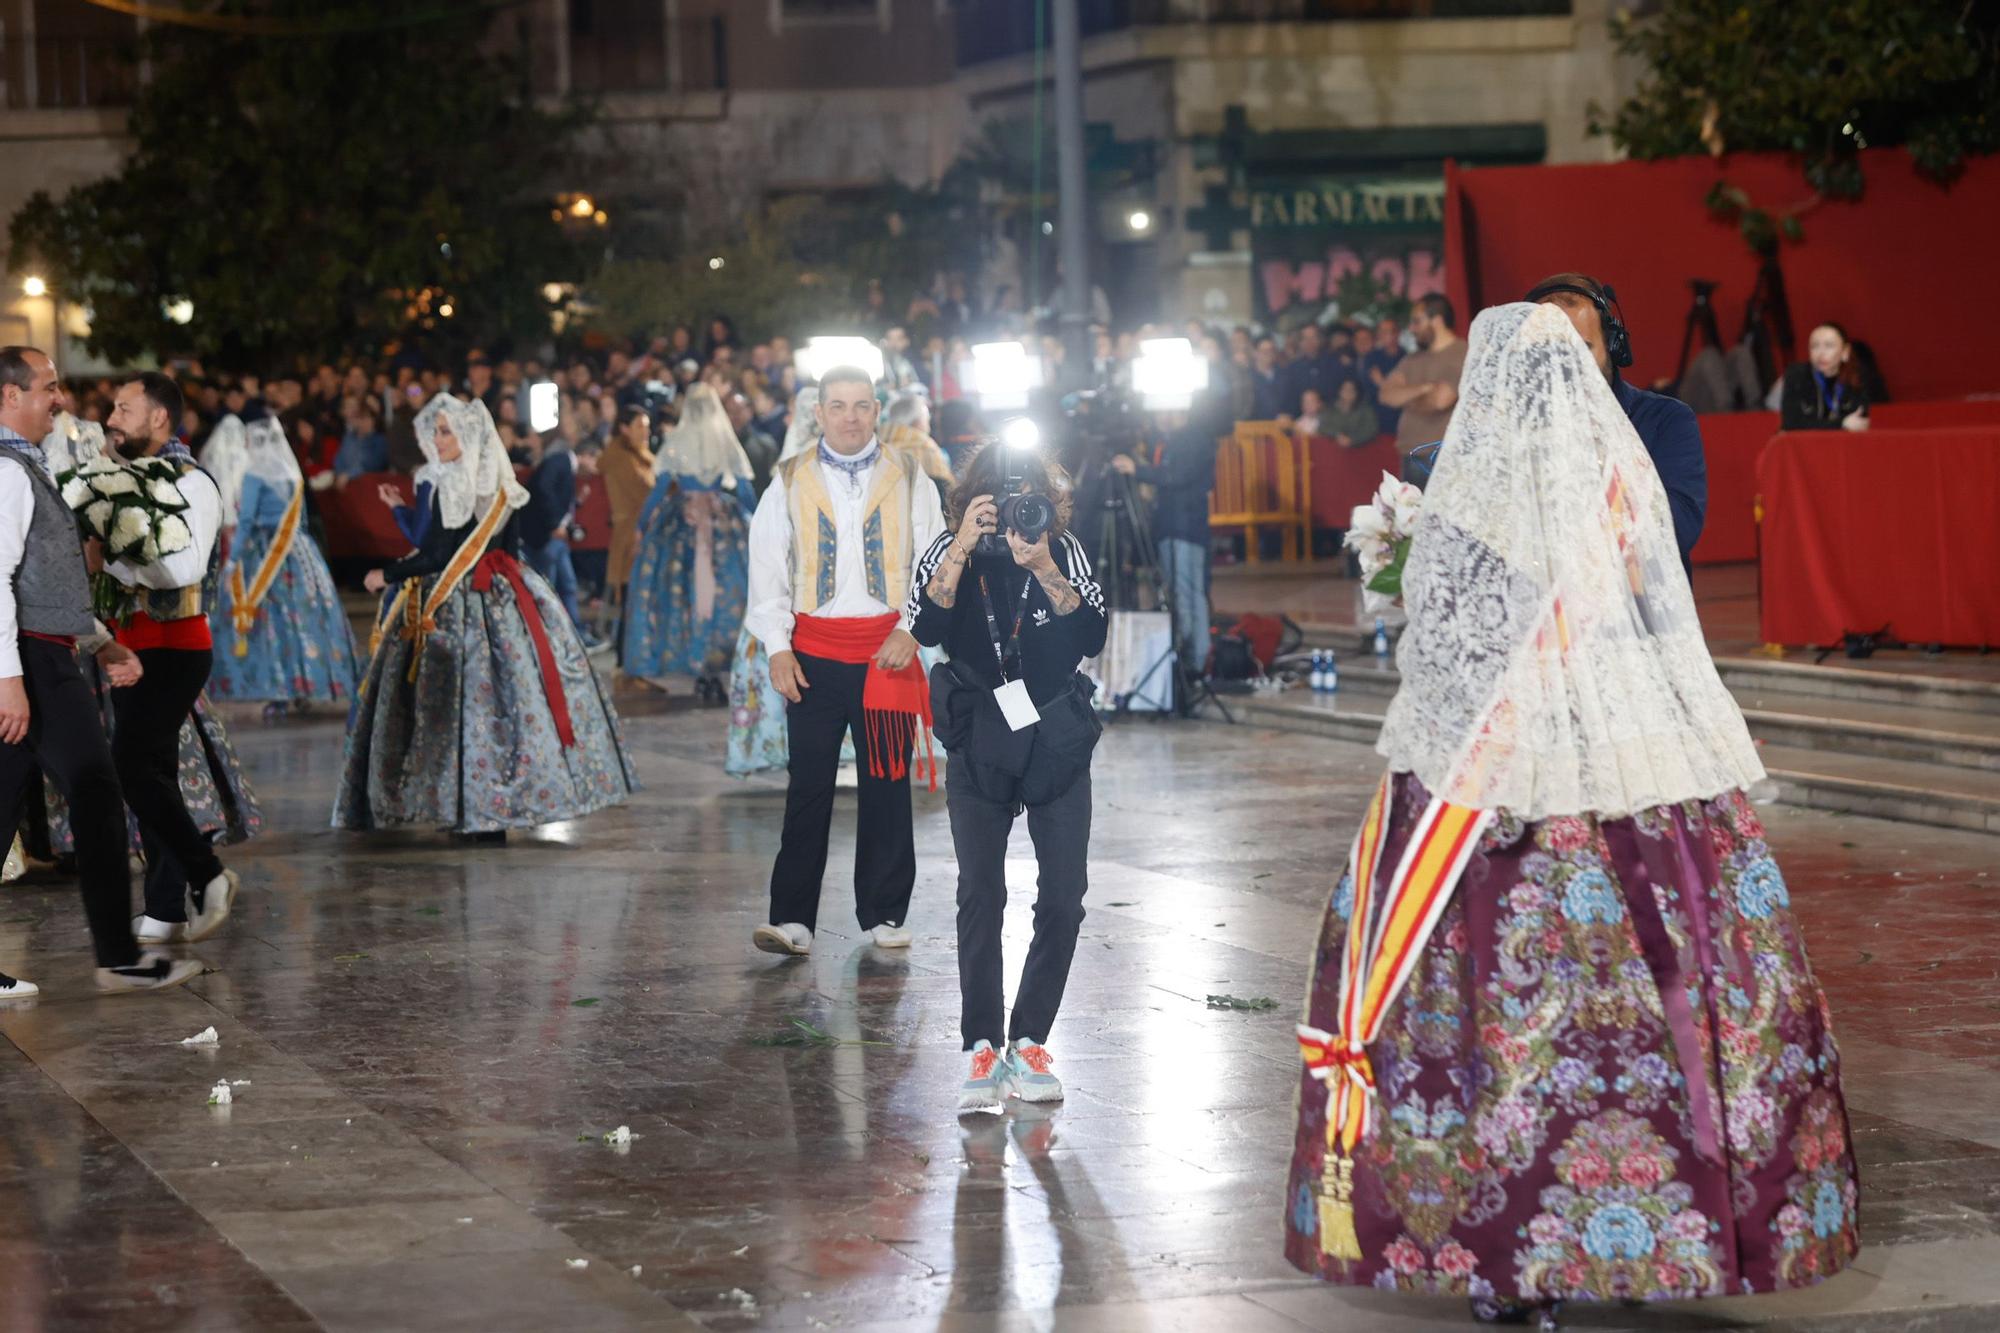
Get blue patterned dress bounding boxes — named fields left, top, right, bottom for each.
left=334, top=496, right=638, bottom=834
left=621, top=474, right=752, bottom=679
left=207, top=473, right=360, bottom=704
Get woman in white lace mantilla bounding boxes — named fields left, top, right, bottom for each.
left=1283, top=304, right=1856, bottom=1328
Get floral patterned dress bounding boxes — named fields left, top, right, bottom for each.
left=207, top=472, right=360, bottom=704
left=1285, top=773, right=1859, bottom=1306
left=35, top=674, right=260, bottom=856
left=334, top=500, right=637, bottom=834
left=621, top=475, right=751, bottom=679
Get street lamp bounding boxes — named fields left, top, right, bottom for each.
left=21, top=276, right=47, bottom=298
left=1126, top=209, right=1152, bottom=235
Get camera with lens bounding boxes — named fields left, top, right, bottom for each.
left=979, top=444, right=1055, bottom=556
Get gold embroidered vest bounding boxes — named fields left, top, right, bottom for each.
left=784, top=446, right=916, bottom=616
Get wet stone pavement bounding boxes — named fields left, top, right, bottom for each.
left=3, top=696, right=2000, bottom=1331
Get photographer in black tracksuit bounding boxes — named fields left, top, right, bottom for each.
left=907, top=439, right=1108, bottom=1112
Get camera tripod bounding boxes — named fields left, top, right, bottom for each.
left=1091, top=467, right=1233, bottom=724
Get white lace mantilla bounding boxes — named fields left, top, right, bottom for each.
left=1376, top=302, right=1764, bottom=820
left=415, top=394, right=527, bottom=529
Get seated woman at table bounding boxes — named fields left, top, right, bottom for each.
left=1780, top=322, right=1870, bottom=432
left=1317, top=378, right=1384, bottom=449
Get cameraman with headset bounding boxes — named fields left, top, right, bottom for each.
left=1528, top=272, right=1708, bottom=572
left=907, top=435, right=1108, bottom=1113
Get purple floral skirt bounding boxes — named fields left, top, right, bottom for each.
left=1284, top=774, right=1859, bottom=1304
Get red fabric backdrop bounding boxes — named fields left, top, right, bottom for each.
left=1758, top=427, right=2000, bottom=648
left=1444, top=151, right=2000, bottom=404
left=1307, top=435, right=1404, bottom=530
left=1693, top=399, right=2000, bottom=565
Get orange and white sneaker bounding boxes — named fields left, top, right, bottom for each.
left=1006, top=1040, right=1063, bottom=1103
left=959, top=1039, right=1013, bottom=1112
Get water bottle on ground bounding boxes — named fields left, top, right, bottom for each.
left=1325, top=647, right=1339, bottom=694
left=1308, top=650, right=1326, bottom=693
left=1373, top=617, right=1390, bottom=663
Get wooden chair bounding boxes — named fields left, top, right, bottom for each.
left=1209, top=421, right=1312, bottom=563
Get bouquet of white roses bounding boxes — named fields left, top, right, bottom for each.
left=1344, top=471, right=1422, bottom=614
left=57, top=454, right=195, bottom=619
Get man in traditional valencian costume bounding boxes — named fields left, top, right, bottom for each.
left=745, top=366, right=944, bottom=957
left=102, top=373, right=241, bottom=946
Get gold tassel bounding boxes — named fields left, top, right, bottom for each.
left=233, top=635, right=249, bottom=659
left=1318, top=1151, right=1361, bottom=1261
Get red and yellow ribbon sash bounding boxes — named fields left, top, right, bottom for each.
left=226, top=481, right=305, bottom=656
left=1297, top=772, right=1492, bottom=1260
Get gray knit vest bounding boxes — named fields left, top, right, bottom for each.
left=0, top=448, right=95, bottom=638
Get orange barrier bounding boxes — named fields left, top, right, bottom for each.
left=1211, top=422, right=1313, bottom=563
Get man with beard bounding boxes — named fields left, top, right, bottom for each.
left=0, top=347, right=201, bottom=994
left=1378, top=294, right=1466, bottom=456
left=101, top=372, right=240, bottom=946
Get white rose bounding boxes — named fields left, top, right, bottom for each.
left=1346, top=503, right=1390, bottom=544
left=92, top=468, right=140, bottom=498
left=141, top=534, right=161, bottom=564
left=1391, top=486, right=1423, bottom=537
left=110, top=504, right=152, bottom=553
left=61, top=475, right=95, bottom=509
left=155, top=513, right=192, bottom=555
left=84, top=499, right=115, bottom=535
left=80, top=455, right=119, bottom=476
left=148, top=476, right=188, bottom=508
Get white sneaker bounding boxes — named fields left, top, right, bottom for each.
left=0, top=971, right=39, bottom=1000
left=1007, top=1040, right=1064, bottom=1103
left=958, top=1039, right=1013, bottom=1112
left=869, top=923, right=913, bottom=949
left=183, top=869, right=238, bottom=943
left=752, top=922, right=813, bottom=956
left=96, top=949, right=203, bottom=994
left=133, top=914, right=188, bottom=944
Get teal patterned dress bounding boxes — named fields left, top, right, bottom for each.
left=621, top=474, right=752, bottom=679
left=207, top=473, right=360, bottom=704
left=334, top=497, right=637, bottom=834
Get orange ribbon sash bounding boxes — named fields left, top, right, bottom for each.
left=227, top=481, right=306, bottom=656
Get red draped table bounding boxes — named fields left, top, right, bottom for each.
left=1758, top=427, right=2000, bottom=648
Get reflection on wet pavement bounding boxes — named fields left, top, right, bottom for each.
left=3, top=700, right=2000, bottom=1330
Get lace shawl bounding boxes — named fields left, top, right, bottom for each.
left=414, top=394, right=527, bottom=529
left=1375, top=302, right=1763, bottom=820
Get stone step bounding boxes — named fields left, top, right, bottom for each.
left=1736, top=689, right=2000, bottom=773
left=1715, top=656, right=2000, bottom=717
left=1233, top=692, right=2000, bottom=836
left=1758, top=744, right=2000, bottom=837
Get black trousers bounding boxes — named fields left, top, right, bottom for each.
left=0, top=640, right=139, bottom=967
left=949, top=770, right=1091, bottom=1051
left=110, top=647, right=224, bottom=923
left=767, top=653, right=915, bottom=934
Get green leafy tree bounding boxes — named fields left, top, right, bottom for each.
left=582, top=200, right=839, bottom=346
left=8, top=2, right=586, bottom=370
left=1592, top=0, right=1999, bottom=198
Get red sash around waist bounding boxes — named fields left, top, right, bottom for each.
left=792, top=612, right=935, bottom=790
left=116, top=611, right=213, bottom=652
left=471, top=550, right=575, bottom=749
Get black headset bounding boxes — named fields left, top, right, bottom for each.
left=1523, top=278, right=1633, bottom=370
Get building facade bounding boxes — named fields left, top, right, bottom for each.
left=0, top=0, right=1641, bottom=360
